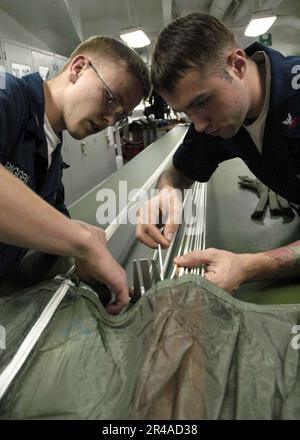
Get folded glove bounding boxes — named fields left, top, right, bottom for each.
left=238, top=176, right=295, bottom=220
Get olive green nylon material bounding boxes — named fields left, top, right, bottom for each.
left=237, top=176, right=295, bottom=220
left=0, top=275, right=300, bottom=419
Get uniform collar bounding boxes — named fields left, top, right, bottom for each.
left=22, top=73, right=45, bottom=140
left=244, top=43, right=300, bottom=172
left=22, top=73, right=62, bottom=160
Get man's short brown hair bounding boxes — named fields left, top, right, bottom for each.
left=62, top=36, right=151, bottom=99
left=151, top=13, right=239, bottom=93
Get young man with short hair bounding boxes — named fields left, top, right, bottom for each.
left=0, top=36, right=150, bottom=313
left=136, top=13, right=300, bottom=292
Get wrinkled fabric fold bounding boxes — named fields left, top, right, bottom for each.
left=0, top=275, right=300, bottom=419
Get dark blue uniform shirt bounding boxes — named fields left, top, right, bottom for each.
left=173, top=43, right=300, bottom=203
left=0, top=72, right=70, bottom=278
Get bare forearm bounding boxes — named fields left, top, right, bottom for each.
left=156, top=165, right=194, bottom=192
left=244, top=241, right=300, bottom=282
left=0, top=165, right=92, bottom=258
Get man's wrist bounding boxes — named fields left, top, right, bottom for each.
left=69, top=221, right=97, bottom=260
left=241, top=252, right=279, bottom=282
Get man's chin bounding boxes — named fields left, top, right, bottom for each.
left=218, top=126, right=239, bottom=139
left=70, top=132, right=85, bottom=140
left=68, top=124, right=106, bottom=139
left=67, top=127, right=88, bottom=140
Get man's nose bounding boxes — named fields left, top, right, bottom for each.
left=189, top=112, right=210, bottom=133
left=104, top=115, right=117, bottom=126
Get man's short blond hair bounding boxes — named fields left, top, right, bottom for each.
left=62, top=36, right=151, bottom=99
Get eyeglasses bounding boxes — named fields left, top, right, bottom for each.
left=88, top=61, right=128, bottom=129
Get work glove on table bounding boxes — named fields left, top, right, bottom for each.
left=238, top=176, right=295, bottom=220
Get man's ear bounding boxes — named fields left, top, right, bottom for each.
left=69, top=55, right=89, bottom=83
left=227, top=48, right=247, bottom=79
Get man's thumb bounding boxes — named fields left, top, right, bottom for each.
left=163, top=224, right=178, bottom=242
left=174, top=254, right=188, bottom=266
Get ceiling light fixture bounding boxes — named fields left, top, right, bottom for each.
left=244, top=0, right=277, bottom=38
left=121, top=0, right=150, bottom=48
left=245, top=10, right=277, bottom=37
left=120, top=28, right=150, bottom=48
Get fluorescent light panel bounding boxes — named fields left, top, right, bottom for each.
left=120, top=30, right=150, bottom=48
left=245, top=15, right=277, bottom=37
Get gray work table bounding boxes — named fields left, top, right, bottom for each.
left=205, top=157, right=300, bottom=304
left=69, top=125, right=188, bottom=286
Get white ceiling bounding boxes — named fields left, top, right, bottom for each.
left=0, top=0, right=299, bottom=58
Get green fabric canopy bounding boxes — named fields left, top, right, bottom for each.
left=0, top=275, right=300, bottom=419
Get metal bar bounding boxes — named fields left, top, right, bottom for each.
left=139, top=259, right=152, bottom=291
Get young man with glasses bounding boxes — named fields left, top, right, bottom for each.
left=0, top=36, right=150, bottom=313
left=88, top=61, right=128, bottom=129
